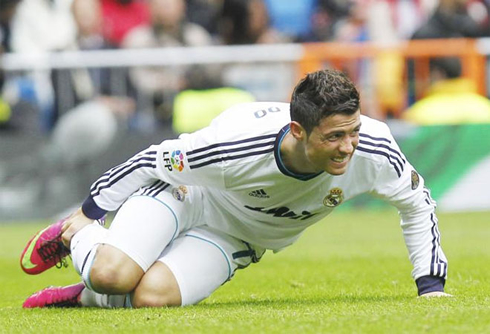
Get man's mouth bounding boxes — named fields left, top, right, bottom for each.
left=332, top=156, right=348, bottom=163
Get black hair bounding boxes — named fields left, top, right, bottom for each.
left=219, top=0, right=270, bottom=45
left=290, top=69, right=360, bottom=134
left=430, top=57, right=462, bottom=79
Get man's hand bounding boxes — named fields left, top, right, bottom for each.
left=61, top=208, right=94, bottom=248
left=419, top=291, right=453, bottom=298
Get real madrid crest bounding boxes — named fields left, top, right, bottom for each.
left=323, top=187, right=344, bottom=207
left=172, top=185, right=188, bottom=202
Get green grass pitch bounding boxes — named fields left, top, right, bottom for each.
left=1, top=209, right=489, bottom=333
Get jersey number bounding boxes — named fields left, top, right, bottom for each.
left=254, top=106, right=281, bottom=119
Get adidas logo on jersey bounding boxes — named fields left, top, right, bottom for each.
left=249, top=189, right=270, bottom=198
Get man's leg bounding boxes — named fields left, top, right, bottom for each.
left=74, top=227, right=235, bottom=308
left=132, top=226, right=265, bottom=307
left=23, top=226, right=265, bottom=308
left=73, top=193, right=184, bottom=295
left=21, top=184, right=193, bottom=298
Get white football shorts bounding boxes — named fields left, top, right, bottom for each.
left=103, top=183, right=265, bottom=306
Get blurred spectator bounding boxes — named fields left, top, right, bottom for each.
left=327, top=0, right=406, bottom=120
left=172, top=65, right=255, bottom=134
left=0, top=0, right=21, bottom=129
left=217, top=0, right=292, bottom=102
left=412, top=0, right=488, bottom=39
left=327, top=0, right=437, bottom=119
left=9, top=0, right=77, bottom=131
left=0, top=0, right=20, bottom=53
left=10, top=0, right=76, bottom=53
left=308, top=0, right=351, bottom=42
left=331, top=0, right=431, bottom=44
left=186, top=0, right=223, bottom=39
left=408, top=0, right=490, bottom=110
left=328, top=0, right=376, bottom=118
left=2, top=0, right=136, bottom=214
left=218, top=0, right=290, bottom=45
left=124, top=0, right=213, bottom=47
left=72, top=0, right=106, bottom=51
left=100, top=0, right=150, bottom=48
left=62, top=0, right=112, bottom=104
left=263, top=0, right=317, bottom=42
left=466, top=0, right=490, bottom=35
left=403, top=57, right=490, bottom=124
left=371, top=0, right=429, bottom=41
left=313, top=0, right=429, bottom=43
left=46, top=0, right=120, bottom=130
left=63, top=0, right=136, bottom=133
left=122, top=0, right=213, bottom=124
left=330, top=0, right=369, bottom=43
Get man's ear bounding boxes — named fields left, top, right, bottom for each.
left=289, top=121, right=307, bottom=142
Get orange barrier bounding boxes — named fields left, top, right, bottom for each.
left=298, top=39, right=487, bottom=118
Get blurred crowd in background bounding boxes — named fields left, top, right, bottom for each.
left=2, top=0, right=490, bottom=219
left=2, top=0, right=490, bottom=131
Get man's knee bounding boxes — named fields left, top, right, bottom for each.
left=89, top=245, right=144, bottom=295
left=132, top=288, right=181, bottom=308
left=131, top=262, right=182, bottom=308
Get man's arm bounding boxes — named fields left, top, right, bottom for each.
left=81, top=124, right=228, bottom=220
left=367, top=124, right=448, bottom=296
left=61, top=145, right=169, bottom=247
left=62, top=123, right=226, bottom=245
left=80, top=145, right=163, bottom=220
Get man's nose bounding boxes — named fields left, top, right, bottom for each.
left=339, top=136, right=356, bottom=154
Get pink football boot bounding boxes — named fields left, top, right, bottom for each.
left=20, top=218, right=70, bottom=275
left=23, top=283, right=85, bottom=308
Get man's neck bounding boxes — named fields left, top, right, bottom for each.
left=280, top=132, right=317, bottom=175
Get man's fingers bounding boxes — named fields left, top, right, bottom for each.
left=61, top=222, right=86, bottom=248
left=60, top=209, right=94, bottom=248
left=61, top=225, right=77, bottom=248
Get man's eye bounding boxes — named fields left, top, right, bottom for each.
left=327, top=134, right=342, bottom=141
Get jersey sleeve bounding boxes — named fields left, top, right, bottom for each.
left=367, top=125, right=448, bottom=295
left=81, top=125, right=226, bottom=219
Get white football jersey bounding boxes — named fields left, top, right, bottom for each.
left=82, top=102, right=447, bottom=281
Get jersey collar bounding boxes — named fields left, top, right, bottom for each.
left=274, top=124, right=323, bottom=181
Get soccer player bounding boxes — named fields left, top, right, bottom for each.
left=20, top=69, right=449, bottom=309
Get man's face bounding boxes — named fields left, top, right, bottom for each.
left=304, top=110, right=361, bottom=175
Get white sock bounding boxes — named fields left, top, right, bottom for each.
left=79, top=288, right=132, bottom=308
left=70, top=222, right=109, bottom=289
